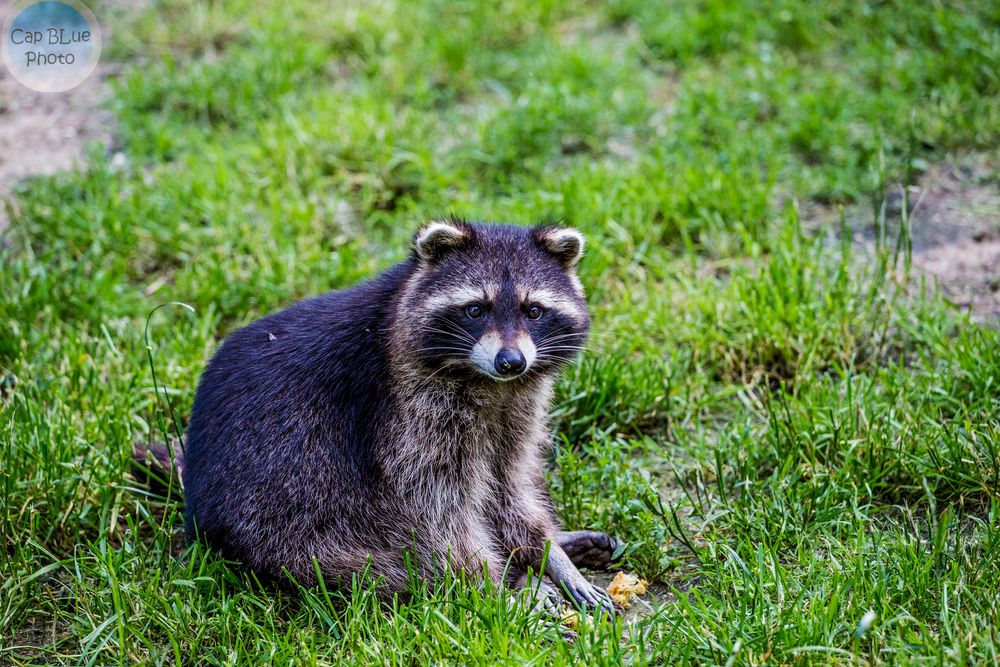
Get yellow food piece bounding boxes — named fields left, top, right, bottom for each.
left=560, top=608, right=580, bottom=629
left=606, top=571, right=649, bottom=608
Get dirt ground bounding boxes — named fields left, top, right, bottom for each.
left=901, top=156, right=1000, bottom=323
left=0, top=0, right=116, bottom=231
left=801, top=152, right=1000, bottom=324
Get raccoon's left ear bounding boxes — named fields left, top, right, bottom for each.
left=533, top=226, right=585, bottom=268
left=414, top=220, right=473, bottom=262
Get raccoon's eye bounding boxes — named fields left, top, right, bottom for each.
left=526, top=304, right=544, bottom=320
left=465, top=304, right=484, bottom=319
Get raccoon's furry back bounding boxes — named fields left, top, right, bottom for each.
left=181, top=262, right=413, bottom=581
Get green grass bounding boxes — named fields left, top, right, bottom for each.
left=3, top=0, right=1000, bottom=663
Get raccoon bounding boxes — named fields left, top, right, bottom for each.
left=157, top=220, right=620, bottom=613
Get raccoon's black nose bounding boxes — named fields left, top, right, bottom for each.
left=494, top=348, right=526, bottom=376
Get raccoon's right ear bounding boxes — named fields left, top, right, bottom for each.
left=414, top=220, right=473, bottom=263
left=533, top=226, right=585, bottom=269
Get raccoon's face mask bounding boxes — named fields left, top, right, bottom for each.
left=405, top=220, right=590, bottom=382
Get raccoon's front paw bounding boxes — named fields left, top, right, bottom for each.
left=521, top=578, right=564, bottom=617
left=557, top=530, right=624, bottom=570
left=560, top=578, right=617, bottom=617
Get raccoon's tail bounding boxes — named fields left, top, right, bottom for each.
left=132, top=441, right=185, bottom=495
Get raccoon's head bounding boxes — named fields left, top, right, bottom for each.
left=397, top=220, right=589, bottom=383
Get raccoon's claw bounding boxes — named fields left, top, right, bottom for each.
left=561, top=579, right=617, bottom=617
left=514, top=571, right=565, bottom=617
left=528, top=580, right=564, bottom=617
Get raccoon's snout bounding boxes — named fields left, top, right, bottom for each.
left=468, top=332, right=534, bottom=380
left=494, top=348, right=526, bottom=377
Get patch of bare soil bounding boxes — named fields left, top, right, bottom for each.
left=0, top=0, right=117, bottom=231
left=902, top=156, right=1000, bottom=323
left=805, top=152, right=1000, bottom=323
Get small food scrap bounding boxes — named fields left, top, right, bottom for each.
left=560, top=608, right=580, bottom=629
left=606, top=571, right=649, bottom=608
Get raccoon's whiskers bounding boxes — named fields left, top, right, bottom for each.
left=535, top=345, right=589, bottom=354
left=561, top=332, right=611, bottom=345
left=415, top=346, right=472, bottom=355
left=533, top=332, right=587, bottom=347
left=535, top=331, right=582, bottom=340
left=439, top=318, right=478, bottom=336
left=533, top=354, right=587, bottom=362
left=424, top=324, right=477, bottom=344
